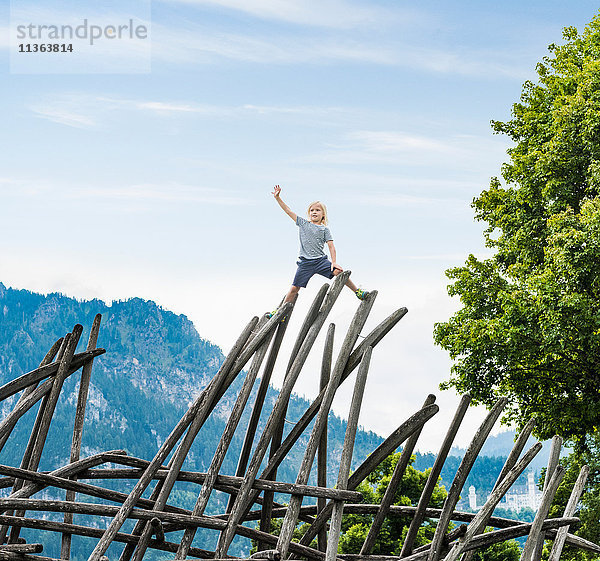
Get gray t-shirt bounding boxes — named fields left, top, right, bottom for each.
left=296, top=216, right=333, bottom=259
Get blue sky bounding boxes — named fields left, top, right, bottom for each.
left=1, top=1, right=599, bottom=450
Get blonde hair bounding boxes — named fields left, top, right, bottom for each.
left=307, top=201, right=328, bottom=225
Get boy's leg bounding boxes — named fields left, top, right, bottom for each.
left=284, top=285, right=300, bottom=303
left=345, top=278, right=358, bottom=292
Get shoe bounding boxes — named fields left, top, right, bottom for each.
left=267, top=309, right=278, bottom=319
left=355, top=289, right=369, bottom=301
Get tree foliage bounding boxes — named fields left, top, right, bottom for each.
left=433, top=14, right=600, bottom=446
left=338, top=452, right=520, bottom=560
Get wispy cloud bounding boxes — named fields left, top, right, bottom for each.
left=76, top=183, right=250, bottom=205
left=145, top=20, right=537, bottom=79
left=150, top=23, right=397, bottom=65
left=301, top=129, right=509, bottom=170
left=27, top=92, right=348, bottom=128
left=0, top=176, right=251, bottom=206
left=29, top=104, right=97, bottom=128
left=156, top=0, right=400, bottom=30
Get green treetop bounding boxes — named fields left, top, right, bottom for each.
left=434, top=13, right=600, bottom=446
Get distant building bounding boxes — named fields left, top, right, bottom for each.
left=467, top=470, right=542, bottom=512
left=501, top=470, right=542, bottom=511
left=468, top=485, right=478, bottom=510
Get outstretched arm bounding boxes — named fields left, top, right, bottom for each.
left=272, top=185, right=297, bottom=222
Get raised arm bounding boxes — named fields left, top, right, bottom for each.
left=272, top=185, right=297, bottom=222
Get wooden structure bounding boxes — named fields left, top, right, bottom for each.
left=0, top=271, right=597, bottom=561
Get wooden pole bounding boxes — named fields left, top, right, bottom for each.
left=298, top=403, right=439, bottom=548
left=360, top=394, right=437, bottom=555
left=400, top=395, right=471, bottom=557
left=318, top=324, right=335, bottom=552
left=6, top=327, right=83, bottom=544
left=278, top=295, right=377, bottom=558
left=443, top=442, right=543, bottom=561
left=215, top=271, right=351, bottom=557
left=232, top=300, right=297, bottom=493
left=62, top=314, right=102, bottom=560
left=426, top=397, right=508, bottom=561
left=548, top=465, right=589, bottom=561
left=259, top=285, right=329, bottom=545
left=530, top=435, right=563, bottom=561
left=520, top=466, right=566, bottom=561
left=325, top=346, right=372, bottom=561
left=0, top=348, right=103, bottom=403
left=263, top=308, right=409, bottom=498
left=175, top=323, right=275, bottom=560
left=116, top=314, right=264, bottom=561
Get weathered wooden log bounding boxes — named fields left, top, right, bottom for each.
left=299, top=403, right=439, bottom=548
left=0, top=544, right=43, bottom=553
left=258, top=503, right=599, bottom=553
left=215, top=271, right=351, bottom=557
left=251, top=294, right=384, bottom=541
left=279, top=296, right=377, bottom=558
left=318, top=323, right=335, bottom=553
left=0, top=349, right=104, bottom=404
left=0, top=552, right=55, bottom=561
left=259, top=285, right=330, bottom=548
left=0, top=338, right=91, bottom=452
left=232, top=299, right=297, bottom=514
left=325, top=346, right=372, bottom=561
left=98, top=313, right=266, bottom=561
left=6, top=327, right=83, bottom=544
left=0, top=462, right=195, bottom=516
left=360, top=394, right=437, bottom=555
left=266, top=308, right=408, bottom=485
left=62, top=314, right=102, bottom=561
left=250, top=549, right=281, bottom=560
left=77, top=467, right=363, bottom=501
left=129, top=315, right=284, bottom=561
left=459, top=417, right=536, bottom=561
left=400, top=395, right=471, bottom=558
left=0, top=514, right=214, bottom=559
left=175, top=322, right=275, bottom=560
left=530, top=435, right=562, bottom=561
left=4, top=451, right=126, bottom=502
left=117, top=314, right=262, bottom=561
left=0, top=337, right=63, bottom=411
left=548, top=465, right=589, bottom=561
left=426, top=397, right=507, bottom=561
left=444, top=442, right=542, bottom=561
left=520, top=466, right=565, bottom=561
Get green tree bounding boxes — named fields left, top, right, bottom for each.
left=433, top=13, right=600, bottom=446
left=338, top=453, right=521, bottom=561
left=339, top=452, right=448, bottom=555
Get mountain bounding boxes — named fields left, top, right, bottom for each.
left=0, top=281, right=383, bottom=488
left=0, top=282, right=387, bottom=558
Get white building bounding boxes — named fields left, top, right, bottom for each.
left=502, top=470, right=542, bottom=511
left=467, top=470, right=542, bottom=512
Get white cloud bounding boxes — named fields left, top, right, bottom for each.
left=156, top=0, right=399, bottom=30
left=299, top=129, right=507, bottom=170
left=29, top=104, right=97, bottom=129
left=150, top=23, right=397, bottom=65
left=26, top=92, right=349, bottom=128
left=76, top=183, right=251, bottom=205
left=0, top=175, right=252, bottom=207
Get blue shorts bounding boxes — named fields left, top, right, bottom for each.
left=292, top=256, right=334, bottom=288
